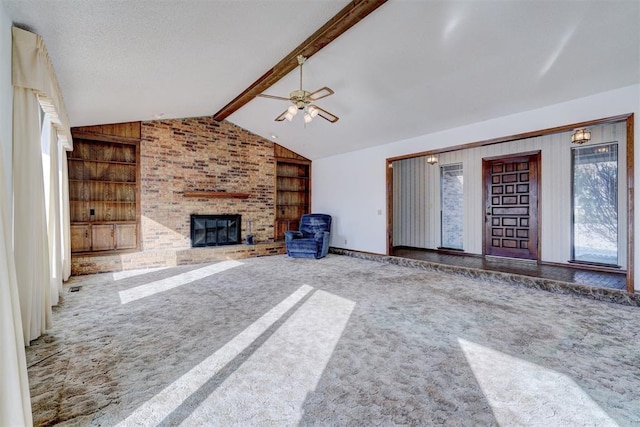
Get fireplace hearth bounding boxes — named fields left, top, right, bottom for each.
left=190, top=214, right=241, bottom=247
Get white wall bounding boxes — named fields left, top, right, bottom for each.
left=0, top=4, right=12, bottom=202
left=314, top=84, right=640, bottom=287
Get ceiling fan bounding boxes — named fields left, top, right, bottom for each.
left=257, top=55, right=339, bottom=124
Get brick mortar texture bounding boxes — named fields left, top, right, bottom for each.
left=71, top=242, right=286, bottom=275
left=71, top=117, right=284, bottom=275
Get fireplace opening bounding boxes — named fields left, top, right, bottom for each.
left=191, top=214, right=241, bottom=247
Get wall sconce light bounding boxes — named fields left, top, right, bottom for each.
left=426, top=154, right=438, bottom=165
left=571, top=128, right=591, bottom=144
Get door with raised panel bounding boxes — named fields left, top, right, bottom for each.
left=115, top=224, right=137, bottom=249
left=70, top=225, right=91, bottom=252
left=483, top=152, right=540, bottom=260
left=91, top=224, right=115, bottom=251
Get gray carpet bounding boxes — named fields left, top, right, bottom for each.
left=26, top=254, right=640, bottom=426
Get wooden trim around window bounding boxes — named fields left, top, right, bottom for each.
left=386, top=160, right=394, bottom=254
left=626, top=114, right=634, bottom=293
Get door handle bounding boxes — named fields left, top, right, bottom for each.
left=486, top=206, right=491, bottom=216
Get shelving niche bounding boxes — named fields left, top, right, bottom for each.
left=274, top=144, right=311, bottom=240
left=68, top=128, right=140, bottom=253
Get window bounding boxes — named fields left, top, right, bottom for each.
left=571, top=143, right=618, bottom=265
left=440, top=163, right=464, bottom=250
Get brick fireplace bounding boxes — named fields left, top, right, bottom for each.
left=70, top=117, right=286, bottom=275
left=190, top=214, right=242, bottom=247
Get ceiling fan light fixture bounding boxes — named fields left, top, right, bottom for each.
left=304, top=113, right=313, bottom=124
left=257, top=55, right=339, bottom=124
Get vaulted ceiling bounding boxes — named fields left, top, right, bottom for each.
left=3, top=0, right=639, bottom=159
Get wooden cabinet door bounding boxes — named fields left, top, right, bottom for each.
left=91, top=224, right=115, bottom=251
left=70, top=225, right=91, bottom=252
left=275, top=219, right=298, bottom=241
left=115, top=224, right=137, bottom=249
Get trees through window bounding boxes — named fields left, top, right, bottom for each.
left=572, top=143, right=618, bottom=265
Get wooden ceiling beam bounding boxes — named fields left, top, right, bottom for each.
left=212, top=0, right=388, bottom=122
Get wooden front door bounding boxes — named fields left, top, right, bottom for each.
left=483, top=152, right=540, bottom=260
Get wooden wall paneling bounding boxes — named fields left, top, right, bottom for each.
left=70, top=201, right=87, bottom=223
left=386, top=160, right=393, bottom=253
left=73, top=122, right=141, bottom=139
left=68, top=180, right=85, bottom=201
left=274, top=143, right=310, bottom=162
left=67, top=159, right=83, bottom=180
left=625, top=114, right=634, bottom=292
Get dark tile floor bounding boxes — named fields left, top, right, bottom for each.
left=392, top=247, right=628, bottom=291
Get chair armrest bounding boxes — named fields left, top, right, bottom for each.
left=314, top=231, right=329, bottom=242
left=315, top=231, right=331, bottom=258
left=284, top=230, right=303, bottom=242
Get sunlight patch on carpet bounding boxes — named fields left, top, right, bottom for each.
left=116, top=284, right=314, bottom=426
left=112, top=267, right=169, bottom=281
left=182, top=290, right=355, bottom=425
left=118, top=260, right=243, bottom=304
left=458, top=338, right=618, bottom=426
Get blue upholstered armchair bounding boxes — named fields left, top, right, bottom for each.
left=285, top=214, right=332, bottom=259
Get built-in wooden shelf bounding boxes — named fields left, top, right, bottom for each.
left=183, top=191, right=250, bottom=199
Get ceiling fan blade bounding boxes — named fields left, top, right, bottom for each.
left=274, top=110, right=289, bottom=121
left=307, top=87, right=334, bottom=101
left=311, top=105, right=339, bottom=123
left=257, top=93, right=291, bottom=101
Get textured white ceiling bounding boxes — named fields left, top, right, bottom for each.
left=3, top=0, right=639, bottom=159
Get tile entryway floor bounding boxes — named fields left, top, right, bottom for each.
left=393, top=247, right=627, bottom=290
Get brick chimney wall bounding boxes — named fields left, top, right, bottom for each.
left=141, top=117, right=276, bottom=250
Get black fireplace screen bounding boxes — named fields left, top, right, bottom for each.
left=191, top=214, right=241, bottom=247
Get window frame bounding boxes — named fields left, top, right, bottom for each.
left=439, top=162, right=464, bottom=251
left=570, top=142, right=620, bottom=267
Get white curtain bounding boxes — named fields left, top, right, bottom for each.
left=0, top=137, right=32, bottom=426
left=1, top=25, right=72, bottom=426
left=58, top=144, right=71, bottom=281
left=11, top=26, right=72, bottom=344
left=60, top=143, right=71, bottom=281
left=13, top=86, right=52, bottom=343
